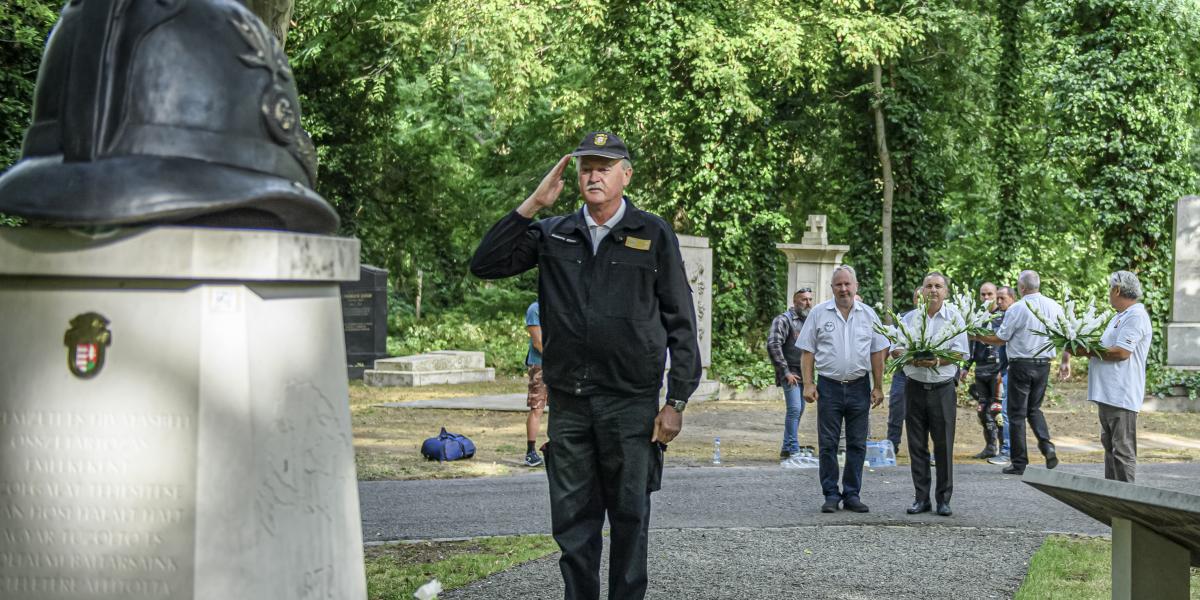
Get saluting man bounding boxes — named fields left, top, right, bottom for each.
left=470, top=131, right=701, bottom=600
left=796, top=265, right=889, bottom=514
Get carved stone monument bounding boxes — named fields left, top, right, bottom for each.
left=775, top=215, right=850, bottom=305
left=678, top=235, right=719, bottom=401
left=1167, top=196, right=1200, bottom=368
left=0, top=0, right=367, bottom=596
left=0, top=228, right=366, bottom=599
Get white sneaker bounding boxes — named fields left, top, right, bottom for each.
left=987, top=454, right=1011, bottom=466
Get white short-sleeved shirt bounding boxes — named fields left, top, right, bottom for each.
left=995, top=293, right=1064, bottom=359
left=900, top=304, right=969, bottom=383
left=796, top=299, right=889, bottom=381
left=1088, top=303, right=1152, bottom=412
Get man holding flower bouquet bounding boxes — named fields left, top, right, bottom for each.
left=895, top=272, right=969, bottom=516
left=977, top=270, right=1068, bottom=475
left=1072, top=271, right=1152, bottom=483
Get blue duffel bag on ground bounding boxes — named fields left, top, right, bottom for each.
left=421, top=427, right=477, bottom=461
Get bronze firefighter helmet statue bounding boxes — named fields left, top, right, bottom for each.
left=0, top=0, right=338, bottom=233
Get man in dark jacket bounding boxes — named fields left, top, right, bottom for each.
left=470, top=131, right=701, bottom=600
left=767, top=288, right=813, bottom=458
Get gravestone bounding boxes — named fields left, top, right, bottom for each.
left=1024, top=468, right=1200, bottom=600
left=340, top=265, right=388, bottom=379
left=678, top=235, right=719, bottom=401
left=1168, top=195, right=1200, bottom=368
left=776, top=215, right=850, bottom=306
left=0, top=227, right=367, bottom=599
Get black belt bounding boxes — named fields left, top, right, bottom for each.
left=822, top=375, right=866, bottom=385
left=908, top=378, right=955, bottom=391
left=1009, top=357, right=1050, bottom=365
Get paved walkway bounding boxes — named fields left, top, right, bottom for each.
left=359, top=463, right=1200, bottom=599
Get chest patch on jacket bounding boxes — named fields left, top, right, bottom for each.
left=624, top=236, right=651, bottom=251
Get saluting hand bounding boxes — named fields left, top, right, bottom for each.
left=518, top=154, right=572, bottom=218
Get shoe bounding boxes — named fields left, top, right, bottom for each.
left=907, top=501, right=932, bottom=514
left=820, top=499, right=840, bottom=513
left=972, top=447, right=997, bottom=460
left=843, top=497, right=869, bottom=513
left=523, top=451, right=543, bottom=467
left=1045, top=448, right=1059, bottom=470
left=781, top=450, right=796, bottom=459
left=936, top=502, right=953, bottom=516
left=1002, top=465, right=1025, bottom=475
left=987, top=454, right=1011, bottom=466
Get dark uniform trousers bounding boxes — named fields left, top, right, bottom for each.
left=545, top=390, right=663, bottom=600
left=905, top=377, right=956, bottom=504
left=1007, top=360, right=1055, bottom=470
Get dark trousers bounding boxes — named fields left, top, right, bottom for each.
left=1007, top=361, right=1055, bottom=470
left=817, top=376, right=871, bottom=502
left=887, top=370, right=907, bottom=453
left=905, top=378, right=957, bottom=504
left=1098, top=402, right=1138, bottom=483
left=545, top=391, right=663, bottom=600
left=970, top=368, right=1002, bottom=450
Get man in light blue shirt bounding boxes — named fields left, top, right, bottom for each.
left=797, top=265, right=889, bottom=514
left=1075, top=271, right=1152, bottom=483
left=523, top=301, right=546, bottom=467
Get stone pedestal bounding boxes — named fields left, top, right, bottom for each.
left=678, top=235, right=719, bottom=401
left=775, top=215, right=850, bottom=306
left=1168, top=196, right=1200, bottom=368
left=0, top=226, right=366, bottom=599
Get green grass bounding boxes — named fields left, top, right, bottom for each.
left=1016, top=535, right=1200, bottom=599
left=365, top=535, right=558, bottom=600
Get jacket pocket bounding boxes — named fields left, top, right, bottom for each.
left=596, top=260, right=657, bottom=320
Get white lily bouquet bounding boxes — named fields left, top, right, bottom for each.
left=874, top=297, right=969, bottom=375
left=1028, top=293, right=1113, bottom=355
left=947, top=288, right=994, bottom=337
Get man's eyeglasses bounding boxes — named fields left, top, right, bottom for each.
left=795, top=287, right=813, bottom=294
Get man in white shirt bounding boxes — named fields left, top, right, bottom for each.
left=896, top=272, right=968, bottom=516
left=797, top=265, right=889, bottom=514
left=978, top=270, right=1069, bottom=475
left=1073, top=271, right=1152, bottom=483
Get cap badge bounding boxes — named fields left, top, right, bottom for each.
left=594, top=133, right=608, bottom=146
left=64, top=312, right=112, bottom=379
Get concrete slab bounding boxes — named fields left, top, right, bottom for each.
left=380, top=393, right=534, bottom=412
left=1022, top=468, right=1200, bottom=566
left=364, top=368, right=495, bottom=387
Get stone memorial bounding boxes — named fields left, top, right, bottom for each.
left=364, top=351, right=495, bottom=387
left=0, top=0, right=367, bottom=596
left=678, top=235, right=720, bottom=401
left=341, top=265, right=389, bottom=379
left=1168, top=195, right=1200, bottom=368
left=1024, top=469, right=1200, bottom=600
left=776, top=215, right=850, bottom=306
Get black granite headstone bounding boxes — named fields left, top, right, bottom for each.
left=340, top=265, right=388, bottom=379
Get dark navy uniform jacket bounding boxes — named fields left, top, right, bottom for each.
left=469, top=199, right=701, bottom=402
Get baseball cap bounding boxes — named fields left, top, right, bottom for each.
left=570, top=131, right=631, bottom=161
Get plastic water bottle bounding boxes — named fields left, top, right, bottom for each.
left=712, top=437, right=722, bottom=465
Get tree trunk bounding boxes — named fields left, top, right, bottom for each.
left=415, top=269, right=424, bottom=320
left=872, top=61, right=895, bottom=321
left=241, top=0, right=294, bottom=48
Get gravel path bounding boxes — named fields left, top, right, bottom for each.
left=444, top=525, right=1045, bottom=600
